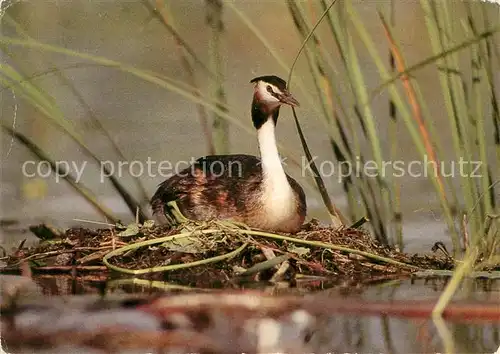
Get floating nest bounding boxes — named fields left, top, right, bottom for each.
left=1, top=218, right=498, bottom=353
left=0, top=217, right=456, bottom=288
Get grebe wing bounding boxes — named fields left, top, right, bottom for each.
left=151, top=154, right=262, bottom=216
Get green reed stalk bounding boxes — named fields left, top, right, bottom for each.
left=286, top=0, right=350, bottom=227
left=344, top=1, right=395, bottom=243
left=0, top=33, right=320, bottom=220
left=221, top=1, right=350, bottom=200
left=318, top=0, right=377, bottom=228
left=387, top=0, right=402, bottom=248
left=463, top=4, right=497, bottom=223
left=302, top=0, right=371, bottom=227
left=206, top=0, right=229, bottom=154
left=224, top=0, right=322, bottom=112
left=1, top=57, right=148, bottom=223
left=347, top=3, right=463, bottom=249
left=288, top=0, right=377, bottom=232
left=379, top=11, right=458, bottom=249
left=286, top=0, right=337, bottom=141
left=477, top=9, right=500, bottom=215
left=471, top=35, right=492, bottom=221
left=0, top=36, right=309, bottom=161
left=420, top=0, right=499, bottom=251
left=288, top=0, right=398, bottom=243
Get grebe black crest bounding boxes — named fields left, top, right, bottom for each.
left=151, top=75, right=307, bottom=233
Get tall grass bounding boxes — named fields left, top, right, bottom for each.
left=144, top=0, right=216, bottom=155
left=0, top=1, right=498, bottom=260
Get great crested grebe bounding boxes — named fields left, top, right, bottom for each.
left=151, top=75, right=306, bottom=233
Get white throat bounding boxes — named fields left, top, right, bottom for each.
left=257, top=118, right=295, bottom=214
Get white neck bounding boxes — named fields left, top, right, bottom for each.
left=257, top=118, right=293, bottom=199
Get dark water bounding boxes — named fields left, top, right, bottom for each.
left=1, top=1, right=499, bottom=352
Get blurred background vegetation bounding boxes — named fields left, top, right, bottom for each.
left=1, top=0, right=499, bottom=258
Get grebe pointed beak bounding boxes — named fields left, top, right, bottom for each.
left=278, top=91, right=300, bottom=107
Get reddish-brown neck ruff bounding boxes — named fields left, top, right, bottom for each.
left=252, top=97, right=280, bottom=129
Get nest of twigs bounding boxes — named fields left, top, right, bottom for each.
left=1, top=217, right=455, bottom=289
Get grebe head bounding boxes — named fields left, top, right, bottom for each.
left=250, top=75, right=299, bottom=129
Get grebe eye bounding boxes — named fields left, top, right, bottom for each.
left=266, top=85, right=273, bottom=93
